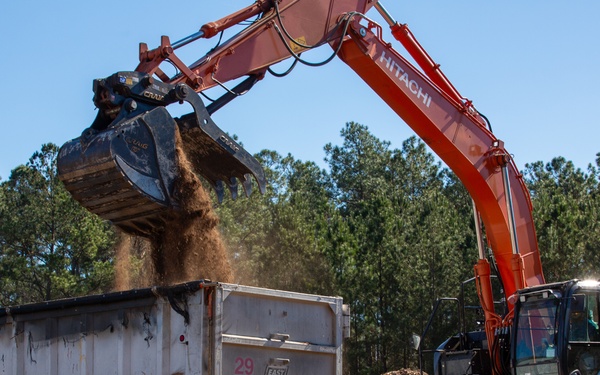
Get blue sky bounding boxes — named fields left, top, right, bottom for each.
left=1, top=1, right=599, bottom=181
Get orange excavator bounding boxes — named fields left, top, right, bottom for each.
left=57, top=1, right=600, bottom=374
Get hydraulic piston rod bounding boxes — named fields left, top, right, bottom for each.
left=501, top=163, right=520, bottom=255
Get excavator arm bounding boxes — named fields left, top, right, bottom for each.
left=58, top=2, right=545, bottom=366
left=58, top=0, right=376, bottom=236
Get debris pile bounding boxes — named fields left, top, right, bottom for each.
left=383, top=370, right=426, bottom=375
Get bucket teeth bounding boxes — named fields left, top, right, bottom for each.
left=242, top=174, right=254, bottom=197
left=215, top=181, right=225, bottom=203
left=228, top=177, right=239, bottom=201
left=174, top=87, right=266, bottom=202
left=211, top=174, right=257, bottom=203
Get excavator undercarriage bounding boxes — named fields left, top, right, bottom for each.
left=57, top=71, right=266, bottom=236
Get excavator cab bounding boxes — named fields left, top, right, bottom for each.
left=57, top=71, right=266, bottom=236
left=512, top=281, right=600, bottom=375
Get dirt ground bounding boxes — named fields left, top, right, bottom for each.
left=383, top=370, right=426, bottom=375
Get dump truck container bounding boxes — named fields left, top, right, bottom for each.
left=0, top=281, right=349, bottom=375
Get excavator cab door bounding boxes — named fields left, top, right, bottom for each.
left=512, top=281, right=600, bottom=375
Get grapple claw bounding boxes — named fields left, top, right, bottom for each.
left=57, top=71, right=266, bottom=236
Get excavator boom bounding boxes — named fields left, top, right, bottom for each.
left=337, top=16, right=544, bottom=298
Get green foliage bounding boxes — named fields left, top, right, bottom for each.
left=524, top=157, right=600, bottom=281
left=0, top=144, right=116, bottom=305
left=324, top=123, right=475, bottom=374
left=216, top=150, right=336, bottom=295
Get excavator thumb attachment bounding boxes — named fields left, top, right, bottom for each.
left=57, top=71, right=266, bottom=236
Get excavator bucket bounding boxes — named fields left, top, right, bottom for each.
left=58, top=72, right=266, bottom=237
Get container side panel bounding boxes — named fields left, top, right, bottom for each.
left=217, top=284, right=345, bottom=375
left=0, top=322, right=16, bottom=375
left=2, top=292, right=208, bottom=375
left=170, top=293, right=206, bottom=374
left=222, top=291, right=337, bottom=346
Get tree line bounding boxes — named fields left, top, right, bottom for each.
left=1, top=123, right=599, bottom=375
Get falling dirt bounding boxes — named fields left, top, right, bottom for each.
left=149, top=133, right=234, bottom=285
left=114, top=233, right=154, bottom=290
left=114, top=233, right=133, bottom=290
left=113, top=129, right=234, bottom=290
